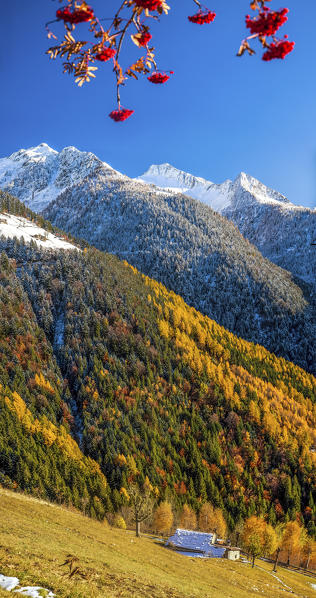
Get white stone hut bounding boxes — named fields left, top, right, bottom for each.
left=223, top=546, right=240, bottom=560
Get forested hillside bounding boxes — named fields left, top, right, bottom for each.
left=42, top=162, right=315, bottom=374
left=0, top=253, right=111, bottom=517
left=1, top=193, right=315, bottom=533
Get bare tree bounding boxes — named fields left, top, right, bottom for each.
left=128, top=483, right=155, bottom=537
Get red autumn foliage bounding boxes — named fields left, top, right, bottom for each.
left=133, top=0, right=163, bottom=10
left=47, top=1, right=293, bottom=122
left=109, top=108, right=134, bottom=122
left=138, top=31, right=152, bottom=47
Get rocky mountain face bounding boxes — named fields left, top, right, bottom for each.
left=138, top=164, right=316, bottom=286
left=0, top=143, right=123, bottom=212
left=0, top=147, right=315, bottom=373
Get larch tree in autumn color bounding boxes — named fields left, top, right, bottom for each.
left=302, top=537, right=316, bottom=570
left=281, top=520, right=306, bottom=566
left=262, top=523, right=278, bottom=557
left=180, top=504, right=197, bottom=530
left=272, top=524, right=285, bottom=572
left=241, top=516, right=267, bottom=567
left=198, top=503, right=227, bottom=538
left=153, top=501, right=174, bottom=535
left=46, top=0, right=295, bottom=121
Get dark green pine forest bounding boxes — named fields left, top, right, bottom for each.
left=0, top=191, right=315, bottom=535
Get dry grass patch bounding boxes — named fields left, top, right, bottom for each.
left=0, top=489, right=315, bottom=598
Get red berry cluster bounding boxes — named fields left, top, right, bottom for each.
left=95, top=47, right=116, bottom=62
left=56, top=5, right=94, bottom=24
left=148, top=71, right=170, bottom=84
left=109, top=108, right=135, bottom=122
left=245, top=8, right=288, bottom=36
left=48, top=1, right=294, bottom=123
left=188, top=9, right=216, bottom=25
left=262, top=38, right=295, bottom=61
left=138, top=31, right=152, bottom=47
left=133, top=0, right=163, bottom=10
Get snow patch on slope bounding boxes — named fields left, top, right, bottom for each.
left=0, top=575, right=20, bottom=591
left=0, top=213, right=78, bottom=251
left=0, top=574, right=55, bottom=597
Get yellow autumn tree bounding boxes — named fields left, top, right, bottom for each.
left=262, top=523, right=278, bottom=557
left=180, top=504, right=197, bottom=530
left=153, top=501, right=174, bottom=535
left=241, top=516, right=266, bottom=567
left=198, top=503, right=227, bottom=538
left=281, top=521, right=306, bottom=566
left=302, top=537, right=316, bottom=570
left=113, top=514, right=126, bottom=529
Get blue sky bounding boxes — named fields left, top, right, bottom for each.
left=1, top=0, right=315, bottom=207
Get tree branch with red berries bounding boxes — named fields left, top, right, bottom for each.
left=46, top=0, right=294, bottom=122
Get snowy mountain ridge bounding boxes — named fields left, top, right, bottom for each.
left=0, top=144, right=315, bottom=372
left=0, top=144, right=314, bottom=285
left=138, top=162, right=315, bottom=284
left=0, top=143, right=125, bottom=212
left=137, top=163, right=301, bottom=212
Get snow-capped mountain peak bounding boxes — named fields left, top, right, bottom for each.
left=0, top=143, right=314, bottom=291
left=137, top=163, right=303, bottom=212
left=232, top=171, right=289, bottom=206
left=136, top=163, right=234, bottom=212
left=9, top=143, right=58, bottom=164
left=0, top=144, right=121, bottom=212
left=137, top=162, right=215, bottom=191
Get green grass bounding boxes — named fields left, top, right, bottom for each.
left=0, top=489, right=315, bottom=598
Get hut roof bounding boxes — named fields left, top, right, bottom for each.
left=167, top=529, right=225, bottom=557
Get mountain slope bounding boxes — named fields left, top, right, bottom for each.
left=0, top=149, right=315, bottom=373
left=1, top=490, right=315, bottom=598
left=138, top=164, right=316, bottom=285
left=1, top=196, right=315, bottom=530
left=42, top=173, right=314, bottom=373
left=0, top=252, right=110, bottom=517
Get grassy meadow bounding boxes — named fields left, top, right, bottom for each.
left=0, top=489, right=315, bottom=598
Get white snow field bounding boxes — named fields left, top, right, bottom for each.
left=0, top=213, right=78, bottom=251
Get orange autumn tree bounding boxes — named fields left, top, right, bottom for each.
left=153, top=501, right=174, bottom=535
left=281, top=521, right=306, bottom=566
left=180, top=504, right=197, bottom=530
left=46, top=0, right=295, bottom=121
left=198, top=503, right=227, bottom=538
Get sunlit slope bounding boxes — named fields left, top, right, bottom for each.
left=0, top=489, right=315, bottom=598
